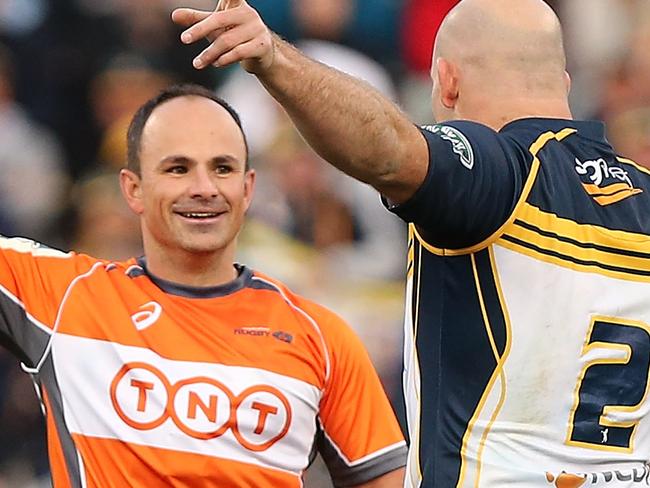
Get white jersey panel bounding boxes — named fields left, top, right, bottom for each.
left=51, top=334, right=322, bottom=474
left=403, top=272, right=424, bottom=488
left=460, top=244, right=650, bottom=487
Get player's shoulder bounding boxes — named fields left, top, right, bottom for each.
left=613, top=155, right=650, bottom=185
left=508, top=119, right=650, bottom=236
left=420, top=117, right=597, bottom=161
left=420, top=120, right=502, bottom=162
left=420, top=118, right=539, bottom=171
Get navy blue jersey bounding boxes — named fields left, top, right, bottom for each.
left=386, top=118, right=650, bottom=487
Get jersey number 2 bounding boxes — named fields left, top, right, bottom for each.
left=567, top=317, right=650, bottom=452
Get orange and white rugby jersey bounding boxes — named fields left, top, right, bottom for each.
left=0, top=236, right=406, bottom=488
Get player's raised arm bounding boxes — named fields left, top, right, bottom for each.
left=171, top=1, right=428, bottom=204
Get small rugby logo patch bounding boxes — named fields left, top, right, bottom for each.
left=424, top=124, right=475, bottom=170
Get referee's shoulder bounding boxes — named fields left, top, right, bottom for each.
left=248, top=269, right=346, bottom=330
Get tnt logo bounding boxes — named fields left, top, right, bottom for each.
left=110, top=362, right=292, bottom=451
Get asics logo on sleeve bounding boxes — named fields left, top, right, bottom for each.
left=424, top=124, right=475, bottom=170
left=131, top=301, right=162, bottom=331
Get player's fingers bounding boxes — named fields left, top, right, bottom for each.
left=191, top=21, right=263, bottom=68
left=171, top=8, right=211, bottom=28
left=214, top=38, right=268, bottom=70
left=180, top=3, right=254, bottom=45
left=173, top=8, right=226, bottom=43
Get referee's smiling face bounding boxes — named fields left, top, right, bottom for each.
left=121, top=95, right=255, bottom=259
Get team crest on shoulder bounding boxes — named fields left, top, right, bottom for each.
left=423, top=124, right=475, bottom=170
left=574, top=157, right=643, bottom=206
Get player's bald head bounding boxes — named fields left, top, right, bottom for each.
left=434, top=0, right=566, bottom=91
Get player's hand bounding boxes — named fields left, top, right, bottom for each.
left=171, top=0, right=275, bottom=74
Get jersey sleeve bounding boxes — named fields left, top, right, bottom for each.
left=384, top=121, right=532, bottom=249
left=314, top=308, right=406, bottom=487
left=0, top=236, right=100, bottom=366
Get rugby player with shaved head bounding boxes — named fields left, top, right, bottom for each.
left=174, top=0, right=650, bottom=486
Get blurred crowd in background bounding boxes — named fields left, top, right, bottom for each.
left=0, top=0, right=649, bottom=486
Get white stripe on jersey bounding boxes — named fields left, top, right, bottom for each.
left=51, top=334, right=322, bottom=474
left=403, top=271, right=423, bottom=488
left=0, top=236, right=71, bottom=258
left=24, top=261, right=105, bottom=375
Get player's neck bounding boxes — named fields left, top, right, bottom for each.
left=481, top=99, right=573, bottom=131
left=142, top=244, right=239, bottom=288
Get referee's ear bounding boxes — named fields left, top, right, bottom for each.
left=120, top=168, right=144, bottom=216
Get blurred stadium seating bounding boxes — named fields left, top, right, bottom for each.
left=0, top=0, right=648, bottom=486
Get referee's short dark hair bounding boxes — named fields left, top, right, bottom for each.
left=127, top=83, right=249, bottom=174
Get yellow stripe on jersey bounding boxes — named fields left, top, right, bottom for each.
left=581, top=183, right=644, bottom=206
left=413, top=239, right=423, bottom=465
left=407, top=234, right=424, bottom=485
left=518, top=203, right=650, bottom=247
left=456, top=251, right=513, bottom=488
left=498, top=203, right=650, bottom=282
left=582, top=182, right=638, bottom=197
left=474, top=248, right=514, bottom=488
left=414, top=128, right=577, bottom=257
left=407, top=225, right=415, bottom=280
left=592, top=188, right=644, bottom=206
left=617, top=156, right=650, bottom=177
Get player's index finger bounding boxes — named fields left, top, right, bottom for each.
left=172, top=8, right=210, bottom=26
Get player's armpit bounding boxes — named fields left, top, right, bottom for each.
left=349, top=467, right=405, bottom=488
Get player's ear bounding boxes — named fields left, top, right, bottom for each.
left=437, top=58, right=459, bottom=109
left=243, top=168, right=256, bottom=212
left=120, top=168, right=144, bottom=215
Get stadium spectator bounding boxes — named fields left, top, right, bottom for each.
left=174, top=0, right=650, bottom=486
left=0, top=84, right=406, bottom=487
left=606, top=106, right=650, bottom=168
left=0, top=44, right=68, bottom=241
left=401, top=0, right=458, bottom=76
left=0, top=350, right=48, bottom=488
left=69, top=171, right=143, bottom=260
left=246, top=0, right=403, bottom=66
left=89, top=53, right=174, bottom=171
